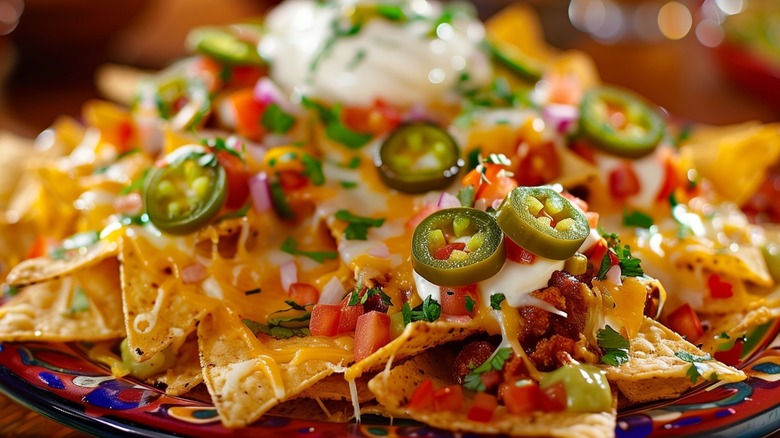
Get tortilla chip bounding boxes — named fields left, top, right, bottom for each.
left=699, top=305, right=780, bottom=354
left=4, top=239, right=119, bottom=287
left=119, top=234, right=214, bottom=362
left=369, top=347, right=617, bottom=438
left=604, top=317, right=745, bottom=404
left=197, top=306, right=352, bottom=428
left=672, top=244, right=773, bottom=288
left=0, top=258, right=124, bottom=341
left=554, top=146, right=600, bottom=190
left=295, top=374, right=374, bottom=403
left=150, top=336, right=204, bottom=396
left=345, top=320, right=481, bottom=381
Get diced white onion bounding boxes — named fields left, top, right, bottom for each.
left=280, top=260, right=298, bottom=292
left=319, top=276, right=346, bottom=305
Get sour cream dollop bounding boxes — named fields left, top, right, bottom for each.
left=259, top=0, right=492, bottom=107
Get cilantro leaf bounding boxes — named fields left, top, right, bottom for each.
left=595, top=230, right=644, bottom=280
left=280, top=237, right=338, bottom=264
left=675, top=351, right=713, bottom=383
left=405, top=296, right=442, bottom=323
left=463, top=347, right=513, bottom=392
left=243, top=318, right=310, bottom=339
left=301, top=153, right=325, bottom=186
left=457, top=185, right=475, bottom=208
left=340, top=181, right=358, bottom=189
left=490, top=293, right=505, bottom=310
left=597, top=325, right=630, bottom=367
left=360, top=287, right=392, bottom=307
left=301, top=97, right=372, bottom=149
left=465, top=296, right=475, bottom=313
left=335, top=210, right=385, bottom=240
left=261, top=103, right=296, bottom=134
left=402, top=301, right=412, bottom=326
left=622, top=209, right=654, bottom=229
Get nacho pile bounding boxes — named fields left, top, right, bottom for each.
left=1, top=1, right=778, bottom=437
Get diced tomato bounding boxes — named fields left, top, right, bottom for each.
left=434, top=385, right=463, bottom=413
left=223, top=88, right=265, bottom=140
left=479, top=370, right=503, bottom=391
left=463, top=163, right=518, bottom=203
left=505, top=237, right=536, bottom=264
left=408, top=379, right=436, bottom=411
left=27, top=236, right=53, bottom=259
left=585, top=238, right=608, bottom=268
left=341, top=99, right=401, bottom=136
left=289, top=282, right=320, bottom=306
left=569, top=139, right=597, bottom=164
left=666, top=303, right=704, bottom=342
left=539, top=382, right=567, bottom=412
left=656, top=149, right=680, bottom=202
left=434, top=242, right=466, bottom=260
left=353, top=311, right=392, bottom=362
left=608, top=161, right=641, bottom=200
left=502, top=382, right=542, bottom=415
left=440, top=284, right=478, bottom=316
left=337, top=298, right=364, bottom=334
left=277, top=170, right=309, bottom=191
left=562, top=191, right=589, bottom=213
left=714, top=338, right=744, bottom=366
left=216, top=151, right=251, bottom=209
left=514, top=141, right=561, bottom=187
left=467, top=392, right=497, bottom=422
left=309, top=304, right=341, bottom=337
left=226, top=66, right=265, bottom=89
left=115, top=120, right=135, bottom=153
left=707, top=274, right=734, bottom=299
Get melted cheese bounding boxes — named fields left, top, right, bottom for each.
left=478, top=258, right=565, bottom=308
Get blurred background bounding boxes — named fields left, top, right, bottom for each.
left=1, top=0, right=780, bottom=139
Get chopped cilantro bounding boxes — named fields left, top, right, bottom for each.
left=622, top=209, right=654, bottom=229
left=465, top=296, right=476, bottom=313
left=718, top=332, right=730, bottom=340
left=301, top=97, right=372, bottom=149
left=463, top=347, right=513, bottom=392
left=301, top=153, right=325, bottom=186
left=280, top=237, right=338, bottom=264
left=490, top=293, right=506, bottom=310
left=403, top=296, right=441, bottom=324
left=596, top=230, right=644, bottom=280
left=335, top=210, right=385, bottom=240
left=261, top=103, right=296, bottom=134
left=375, top=4, right=407, bottom=21
left=243, top=319, right=310, bottom=339
left=466, top=148, right=482, bottom=171
left=2, top=284, right=19, bottom=298
left=269, top=179, right=294, bottom=219
left=597, top=325, right=630, bottom=367
left=346, top=156, right=362, bottom=169
left=202, top=137, right=243, bottom=161
left=675, top=351, right=713, bottom=383
left=340, top=181, right=358, bottom=189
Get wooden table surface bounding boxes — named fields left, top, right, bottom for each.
left=1, top=1, right=780, bottom=437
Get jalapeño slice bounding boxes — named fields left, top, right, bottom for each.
left=578, top=86, right=664, bottom=159
left=376, top=122, right=463, bottom=193
left=187, top=25, right=265, bottom=66
left=145, top=151, right=227, bottom=235
left=412, top=208, right=506, bottom=286
left=496, top=186, right=589, bottom=260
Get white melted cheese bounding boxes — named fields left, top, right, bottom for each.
left=259, top=0, right=491, bottom=107
left=478, top=258, right=565, bottom=308
left=413, top=270, right=441, bottom=302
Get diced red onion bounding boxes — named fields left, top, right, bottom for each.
left=542, top=104, right=579, bottom=134
left=437, top=192, right=462, bottom=209
left=319, top=276, right=346, bottom=305
left=253, top=77, right=285, bottom=106
left=181, top=263, right=208, bottom=284
left=367, top=243, right=390, bottom=259
left=491, top=198, right=504, bottom=211
left=249, top=172, right=272, bottom=213
left=280, top=260, right=298, bottom=292
left=474, top=198, right=489, bottom=212
left=606, top=264, right=623, bottom=285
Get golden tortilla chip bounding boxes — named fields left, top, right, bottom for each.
left=197, top=306, right=353, bottom=428
left=369, top=347, right=617, bottom=438
left=604, top=317, right=745, bottom=404
left=699, top=305, right=780, bottom=354
left=150, top=335, right=204, bottom=396
left=345, top=320, right=481, bottom=381
left=5, top=239, right=119, bottom=287
left=0, top=258, right=124, bottom=341
left=119, top=234, right=212, bottom=362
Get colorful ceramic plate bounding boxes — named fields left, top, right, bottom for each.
left=1, top=318, right=780, bottom=438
